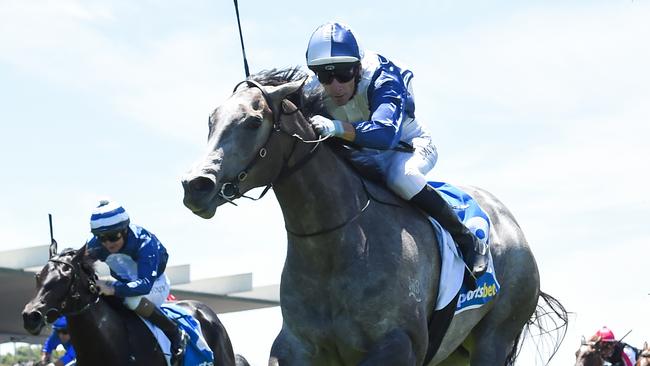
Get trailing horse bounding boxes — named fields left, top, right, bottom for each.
left=575, top=337, right=605, bottom=366
left=22, top=245, right=248, bottom=366
left=637, top=342, right=649, bottom=366
left=181, top=67, right=568, bottom=365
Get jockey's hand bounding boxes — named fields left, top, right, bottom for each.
left=37, top=356, right=50, bottom=366
left=97, top=280, right=115, bottom=296
left=309, top=115, right=345, bottom=138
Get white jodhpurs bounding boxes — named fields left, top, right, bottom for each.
left=385, top=136, right=438, bottom=199
left=123, top=273, right=171, bottom=310
left=348, top=136, right=438, bottom=200
left=345, top=117, right=438, bottom=200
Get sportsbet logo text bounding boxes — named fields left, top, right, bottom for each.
left=458, top=283, right=497, bottom=305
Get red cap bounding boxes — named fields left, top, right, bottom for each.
left=595, top=326, right=615, bottom=341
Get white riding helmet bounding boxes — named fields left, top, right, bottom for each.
left=306, top=22, right=361, bottom=69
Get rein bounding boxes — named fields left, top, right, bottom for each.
left=217, top=79, right=321, bottom=204
left=43, top=257, right=99, bottom=320
left=285, top=177, right=372, bottom=238
left=219, top=79, right=377, bottom=238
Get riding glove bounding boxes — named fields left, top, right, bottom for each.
left=310, top=115, right=344, bottom=137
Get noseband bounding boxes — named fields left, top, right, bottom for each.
left=41, top=257, right=99, bottom=320
left=217, top=79, right=320, bottom=204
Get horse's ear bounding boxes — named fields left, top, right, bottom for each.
left=267, top=79, right=306, bottom=107
left=48, top=239, right=58, bottom=259
left=581, top=335, right=586, bottom=344
left=645, top=341, right=648, bottom=349
left=72, top=244, right=87, bottom=262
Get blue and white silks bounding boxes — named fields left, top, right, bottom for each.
left=427, top=181, right=500, bottom=315
left=142, top=303, right=214, bottom=366
left=305, top=50, right=423, bottom=150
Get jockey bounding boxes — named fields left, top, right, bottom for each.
left=41, top=316, right=76, bottom=366
left=591, top=326, right=638, bottom=366
left=304, top=21, right=488, bottom=278
left=85, top=199, right=187, bottom=366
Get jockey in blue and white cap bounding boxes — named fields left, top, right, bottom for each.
left=86, top=199, right=187, bottom=365
left=304, top=22, right=488, bottom=278
left=89, top=199, right=130, bottom=234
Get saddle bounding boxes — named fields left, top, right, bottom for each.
left=160, top=303, right=214, bottom=366
left=104, top=297, right=214, bottom=366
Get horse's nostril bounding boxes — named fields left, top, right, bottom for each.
left=189, top=176, right=216, bottom=193
left=23, top=311, right=43, bottom=327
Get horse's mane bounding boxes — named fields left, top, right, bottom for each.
left=249, top=67, right=305, bottom=87
left=249, top=67, right=377, bottom=181
left=56, top=247, right=98, bottom=276
left=249, top=67, right=328, bottom=119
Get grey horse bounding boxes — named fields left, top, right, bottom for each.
left=181, top=68, right=567, bottom=365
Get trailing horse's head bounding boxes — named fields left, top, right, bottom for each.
left=22, top=247, right=98, bottom=335
left=182, top=68, right=320, bottom=218
left=639, top=342, right=650, bottom=366
left=575, top=336, right=605, bottom=366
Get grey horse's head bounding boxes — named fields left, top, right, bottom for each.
left=181, top=68, right=319, bottom=219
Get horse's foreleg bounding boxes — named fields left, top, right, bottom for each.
left=358, top=329, right=417, bottom=366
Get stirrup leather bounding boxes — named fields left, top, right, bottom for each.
left=475, top=240, right=489, bottom=256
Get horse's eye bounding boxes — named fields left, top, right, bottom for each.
left=60, top=265, right=72, bottom=275
left=244, top=116, right=263, bottom=130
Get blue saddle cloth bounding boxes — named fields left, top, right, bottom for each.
left=161, top=303, right=214, bottom=366
left=428, top=181, right=500, bottom=314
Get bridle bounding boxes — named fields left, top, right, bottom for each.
left=579, top=339, right=623, bottom=363
left=216, top=79, right=322, bottom=204
left=576, top=341, right=604, bottom=365
left=40, top=255, right=99, bottom=321
left=214, top=78, right=380, bottom=238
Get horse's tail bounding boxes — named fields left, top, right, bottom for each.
left=505, top=290, right=570, bottom=366
left=235, top=354, right=251, bottom=366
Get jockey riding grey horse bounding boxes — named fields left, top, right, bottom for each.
left=304, top=22, right=488, bottom=281
left=181, top=67, right=566, bottom=365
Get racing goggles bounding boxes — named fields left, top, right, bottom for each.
left=314, top=63, right=358, bottom=85
left=98, top=231, right=123, bottom=243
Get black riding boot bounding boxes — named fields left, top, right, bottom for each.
left=134, top=298, right=188, bottom=366
left=409, top=184, right=489, bottom=279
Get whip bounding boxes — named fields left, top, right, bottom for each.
left=233, top=0, right=250, bottom=77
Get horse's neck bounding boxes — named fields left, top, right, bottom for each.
left=273, top=143, right=365, bottom=241
left=67, top=300, right=126, bottom=359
